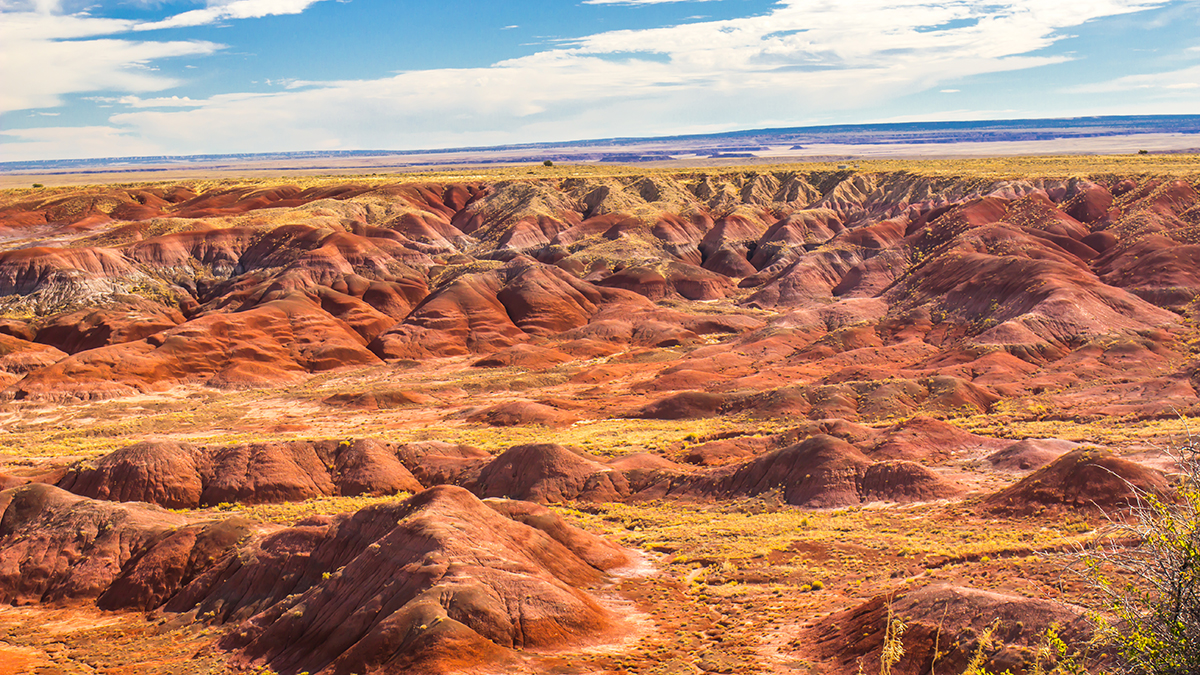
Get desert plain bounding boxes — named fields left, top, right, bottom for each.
left=0, top=155, right=1198, bottom=674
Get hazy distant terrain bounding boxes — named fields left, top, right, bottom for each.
left=3, top=115, right=1198, bottom=188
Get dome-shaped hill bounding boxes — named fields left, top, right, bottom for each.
left=799, top=584, right=1094, bottom=675
left=471, top=343, right=574, bottom=369
left=682, top=435, right=964, bottom=507
left=369, top=257, right=652, bottom=359
left=869, top=416, right=1005, bottom=464
left=0, top=484, right=631, bottom=674
left=634, top=391, right=730, bottom=420
left=182, top=485, right=628, bottom=674
left=605, top=452, right=689, bottom=495
left=466, top=400, right=581, bottom=428
left=0, top=483, right=193, bottom=605
left=6, top=293, right=382, bottom=401
left=331, top=439, right=425, bottom=497
left=394, top=441, right=492, bottom=487
left=889, top=243, right=1178, bottom=347
left=56, top=440, right=210, bottom=509
left=321, top=389, right=435, bottom=410
left=987, top=438, right=1079, bottom=471
left=33, top=298, right=184, bottom=355
left=860, top=461, right=963, bottom=502
left=984, top=447, right=1169, bottom=515
left=468, top=444, right=630, bottom=504
left=57, top=438, right=426, bottom=509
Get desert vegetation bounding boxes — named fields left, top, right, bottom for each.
left=0, top=156, right=1197, bottom=673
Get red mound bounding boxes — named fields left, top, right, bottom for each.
left=0, top=483, right=188, bottom=604
left=371, top=257, right=651, bottom=359
left=471, top=343, right=574, bottom=369
left=635, top=391, right=729, bottom=419
left=888, top=234, right=1177, bottom=345
left=1098, top=234, right=1200, bottom=310
left=466, top=401, right=581, bottom=428
left=322, top=389, right=435, bottom=409
left=56, top=440, right=210, bottom=509
left=394, top=441, right=493, bottom=487
left=802, top=584, right=1094, bottom=675
left=987, top=438, right=1080, bottom=471
left=859, top=461, right=964, bottom=502
left=0, top=333, right=66, bottom=378
left=869, top=416, right=1004, bottom=463
left=469, top=444, right=630, bottom=503
left=0, top=483, right=631, bottom=674
left=57, top=439, right=425, bottom=508
left=682, top=435, right=962, bottom=507
left=597, top=262, right=733, bottom=301
left=7, top=293, right=380, bottom=400
left=682, top=435, right=778, bottom=466
left=174, top=486, right=627, bottom=674
left=984, top=447, right=1170, bottom=515
left=33, top=298, right=184, bottom=355
left=605, top=453, right=689, bottom=496
left=330, top=439, right=426, bottom=497
left=0, top=246, right=136, bottom=299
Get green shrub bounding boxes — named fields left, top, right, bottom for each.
left=1066, top=439, right=1200, bottom=675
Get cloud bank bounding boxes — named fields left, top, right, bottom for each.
left=2, top=0, right=1190, bottom=160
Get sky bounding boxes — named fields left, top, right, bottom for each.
left=1, top=0, right=1199, bottom=161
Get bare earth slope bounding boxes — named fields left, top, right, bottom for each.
left=1, top=162, right=1198, bottom=674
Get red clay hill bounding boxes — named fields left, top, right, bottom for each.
left=0, top=483, right=632, bottom=674
left=0, top=171, right=1192, bottom=416
left=1, top=168, right=1198, bottom=674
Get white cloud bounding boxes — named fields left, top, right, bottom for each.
left=0, top=14, right=220, bottom=111
left=118, top=94, right=205, bottom=107
left=0, top=0, right=331, bottom=114
left=0, top=125, right=163, bottom=160
left=0, top=0, right=1180, bottom=159
left=1067, top=64, right=1200, bottom=93
left=135, top=0, right=328, bottom=31
left=582, top=0, right=721, bottom=4
left=95, top=0, right=1160, bottom=155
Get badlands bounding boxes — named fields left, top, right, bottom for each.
left=0, top=156, right=1198, bottom=674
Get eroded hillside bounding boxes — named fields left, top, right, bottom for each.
left=0, top=163, right=1198, bottom=674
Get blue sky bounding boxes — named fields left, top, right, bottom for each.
left=1, top=0, right=1198, bottom=161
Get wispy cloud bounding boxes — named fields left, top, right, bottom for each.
left=582, top=0, right=722, bottom=5
left=134, top=0, right=328, bottom=31
left=118, top=95, right=205, bottom=107
left=95, top=1, right=1161, bottom=151
left=0, top=0, right=333, bottom=113
left=0, top=125, right=164, bottom=158
left=0, top=0, right=1181, bottom=160
left=1067, top=63, right=1200, bottom=93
